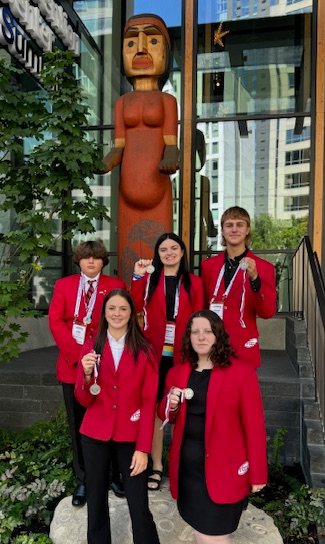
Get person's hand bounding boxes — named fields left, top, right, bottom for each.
left=130, top=451, right=148, bottom=476
left=169, top=387, right=183, bottom=410
left=81, top=352, right=97, bottom=380
left=240, top=257, right=258, bottom=281
left=251, top=484, right=266, bottom=493
left=134, top=259, right=153, bottom=277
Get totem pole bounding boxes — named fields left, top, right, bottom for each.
left=102, top=14, right=180, bottom=283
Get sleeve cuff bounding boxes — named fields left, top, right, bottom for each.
left=250, top=275, right=261, bottom=293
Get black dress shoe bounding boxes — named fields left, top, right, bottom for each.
left=72, top=484, right=87, bottom=506
left=110, top=480, right=126, bottom=498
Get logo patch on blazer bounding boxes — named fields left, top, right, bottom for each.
left=238, top=461, right=249, bottom=475
left=244, top=338, right=258, bottom=348
left=130, top=409, right=140, bottom=421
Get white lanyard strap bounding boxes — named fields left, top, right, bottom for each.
left=144, top=276, right=181, bottom=328
left=165, top=279, right=181, bottom=320
left=212, top=264, right=242, bottom=300
left=74, top=276, right=84, bottom=319
left=212, top=265, right=247, bottom=328
left=74, top=274, right=98, bottom=322
left=239, top=271, right=247, bottom=328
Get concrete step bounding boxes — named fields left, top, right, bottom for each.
left=306, top=420, right=325, bottom=446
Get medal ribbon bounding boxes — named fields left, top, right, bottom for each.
left=160, top=390, right=174, bottom=429
left=92, top=352, right=101, bottom=380
left=143, top=274, right=151, bottom=331
left=168, top=280, right=181, bottom=320
left=74, top=274, right=98, bottom=324
left=211, top=264, right=247, bottom=328
left=239, top=271, right=247, bottom=328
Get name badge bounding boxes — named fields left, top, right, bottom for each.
left=72, top=322, right=87, bottom=345
left=209, top=301, right=224, bottom=320
left=164, top=322, right=176, bottom=345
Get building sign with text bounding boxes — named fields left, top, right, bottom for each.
left=0, top=0, right=80, bottom=77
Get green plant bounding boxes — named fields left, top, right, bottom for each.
left=0, top=49, right=109, bottom=361
left=11, top=534, right=52, bottom=544
left=286, top=485, right=325, bottom=538
left=0, top=405, right=74, bottom=542
left=250, top=428, right=325, bottom=542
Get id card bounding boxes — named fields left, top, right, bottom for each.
left=72, top=322, right=87, bottom=345
left=164, top=322, right=176, bottom=345
left=209, top=301, right=224, bottom=320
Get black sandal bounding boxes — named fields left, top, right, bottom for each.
left=147, top=469, right=163, bottom=491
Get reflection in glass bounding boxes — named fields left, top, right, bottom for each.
left=197, top=14, right=311, bottom=117
left=194, top=117, right=310, bottom=256
left=198, top=0, right=312, bottom=24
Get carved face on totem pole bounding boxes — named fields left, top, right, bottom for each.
left=123, top=14, right=172, bottom=90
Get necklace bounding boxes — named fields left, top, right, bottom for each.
left=227, top=257, right=239, bottom=270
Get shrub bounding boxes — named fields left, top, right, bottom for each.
left=0, top=406, right=74, bottom=542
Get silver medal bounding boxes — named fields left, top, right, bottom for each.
left=146, top=264, right=155, bottom=274
left=90, top=382, right=101, bottom=395
left=240, top=260, right=248, bottom=271
left=183, top=387, right=194, bottom=400
left=83, top=317, right=92, bottom=325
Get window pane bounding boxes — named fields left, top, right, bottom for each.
left=194, top=117, right=310, bottom=255
left=197, top=14, right=311, bottom=116
left=198, top=0, right=312, bottom=23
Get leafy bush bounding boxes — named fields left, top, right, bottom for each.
left=250, top=428, right=325, bottom=542
left=0, top=406, right=74, bottom=543
left=11, top=534, right=52, bottom=544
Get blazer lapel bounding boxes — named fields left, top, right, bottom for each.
left=97, top=274, right=109, bottom=298
left=179, top=363, right=193, bottom=427
left=205, top=367, right=227, bottom=449
left=116, top=347, right=133, bottom=375
left=100, top=341, right=117, bottom=377
left=157, top=273, right=167, bottom=317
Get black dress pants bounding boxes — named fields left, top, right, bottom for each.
left=62, top=382, right=86, bottom=486
left=82, top=436, right=160, bottom=544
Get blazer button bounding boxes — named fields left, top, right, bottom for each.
left=112, top=385, right=117, bottom=390
left=206, top=453, right=209, bottom=458
left=112, top=405, right=116, bottom=410
left=224, top=305, right=227, bottom=310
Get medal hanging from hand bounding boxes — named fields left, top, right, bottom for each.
left=160, top=387, right=195, bottom=429
left=181, top=388, right=194, bottom=401
left=89, top=352, right=101, bottom=395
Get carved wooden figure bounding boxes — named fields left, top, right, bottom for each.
left=103, top=14, right=180, bottom=283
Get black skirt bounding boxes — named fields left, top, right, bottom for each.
left=177, top=369, right=246, bottom=536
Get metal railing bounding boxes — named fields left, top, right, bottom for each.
left=292, top=236, right=325, bottom=427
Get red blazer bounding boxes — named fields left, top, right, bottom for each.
left=201, top=250, right=276, bottom=367
left=75, top=339, right=158, bottom=453
left=158, top=359, right=267, bottom=504
left=130, top=272, right=204, bottom=365
left=48, top=274, right=125, bottom=383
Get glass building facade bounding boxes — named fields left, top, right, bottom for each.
left=1, top=0, right=321, bottom=312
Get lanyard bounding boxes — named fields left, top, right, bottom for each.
left=74, top=274, right=98, bottom=323
left=165, top=279, right=181, bottom=320
left=143, top=275, right=181, bottom=330
left=211, top=264, right=247, bottom=328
